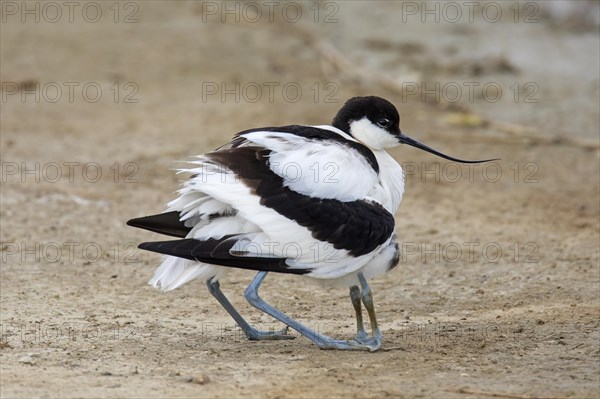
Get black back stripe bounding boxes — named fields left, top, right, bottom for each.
left=207, top=147, right=395, bottom=257
left=234, top=125, right=379, bottom=174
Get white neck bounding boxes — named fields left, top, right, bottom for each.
left=369, top=150, right=405, bottom=213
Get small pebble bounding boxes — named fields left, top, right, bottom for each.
left=18, top=355, right=34, bottom=365
left=190, top=373, right=210, bottom=385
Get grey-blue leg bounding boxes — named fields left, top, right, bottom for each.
left=350, top=285, right=368, bottom=341
left=357, top=272, right=382, bottom=349
left=244, top=271, right=381, bottom=351
left=206, top=278, right=294, bottom=340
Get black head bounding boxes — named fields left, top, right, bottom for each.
left=332, top=96, right=401, bottom=139
left=332, top=96, right=498, bottom=163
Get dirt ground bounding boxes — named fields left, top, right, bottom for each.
left=1, top=2, right=599, bottom=398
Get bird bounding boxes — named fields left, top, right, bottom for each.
left=127, top=96, right=496, bottom=351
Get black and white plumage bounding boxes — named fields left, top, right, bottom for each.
left=128, top=96, right=495, bottom=351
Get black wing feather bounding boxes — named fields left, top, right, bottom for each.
left=127, top=211, right=191, bottom=238
left=138, top=237, right=311, bottom=275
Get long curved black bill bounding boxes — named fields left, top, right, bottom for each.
left=398, top=133, right=498, bottom=164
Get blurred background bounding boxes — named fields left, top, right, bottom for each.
left=1, top=1, right=599, bottom=398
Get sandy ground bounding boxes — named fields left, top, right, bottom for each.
left=1, top=2, right=599, bottom=398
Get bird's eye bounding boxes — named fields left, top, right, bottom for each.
left=377, top=118, right=391, bottom=128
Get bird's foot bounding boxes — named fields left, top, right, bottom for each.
left=317, top=335, right=382, bottom=352
left=353, top=336, right=382, bottom=351
left=244, top=325, right=295, bottom=341
left=355, top=330, right=369, bottom=342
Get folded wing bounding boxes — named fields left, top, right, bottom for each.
left=128, top=125, right=395, bottom=286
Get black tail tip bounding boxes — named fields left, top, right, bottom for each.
left=126, top=217, right=141, bottom=227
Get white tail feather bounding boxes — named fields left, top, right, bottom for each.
left=149, top=256, right=227, bottom=291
